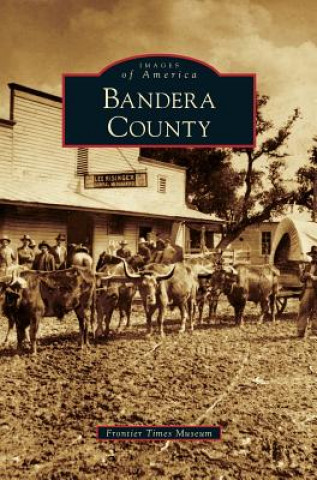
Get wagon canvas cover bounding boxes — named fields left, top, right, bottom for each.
left=270, top=216, right=317, bottom=263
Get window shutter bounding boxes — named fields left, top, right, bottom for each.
left=157, top=175, right=167, bottom=193
left=77, top=148, right=88, bottom=175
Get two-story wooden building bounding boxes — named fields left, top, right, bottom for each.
left=0, top=83, right=222, bottom=262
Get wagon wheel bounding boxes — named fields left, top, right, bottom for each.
left=275, top=297, right=288, bottom=316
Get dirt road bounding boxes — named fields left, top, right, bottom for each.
left=0, top=300, right=316, bottom=479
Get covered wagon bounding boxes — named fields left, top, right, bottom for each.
left=269, top=216, right=317, bottom=314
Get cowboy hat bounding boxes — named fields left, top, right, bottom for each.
left=307, top=245, right=317, bottom=256
left=138, top=238, right=147, bottom=244
left=20, top=234, right=32, bottom=242
left=38, top=240, right=50, bottom=249
left=56, top=233, right=66, bottom=241
left=156, top=238, right=166, bottom=247
left=119, top=239, right=128, bottom=246
left=0, top=235, right=11, bottom=243
left=29, top=239, right=36, bottom=248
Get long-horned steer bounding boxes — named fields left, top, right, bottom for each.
left=95, top=259, right=137, bottom=338
left=3, top=267, right=96, bottom=354
left=123, top=261, right=197, bottom=337
left=222, top=264, right=280, bottom=325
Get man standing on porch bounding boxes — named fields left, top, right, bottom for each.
left=52, top=234, right=67, bottom=270
left=0, top=236, right=17, bottom=274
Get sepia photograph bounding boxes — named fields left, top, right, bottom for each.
left=0, top=1, right=316, bottom=479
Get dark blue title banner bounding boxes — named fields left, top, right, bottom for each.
left=63, top=54, right=255, bottom=148
left=97, top=425, right=221, bottom=441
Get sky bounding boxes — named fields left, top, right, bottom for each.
left=0, top=0, right=316, bottom=174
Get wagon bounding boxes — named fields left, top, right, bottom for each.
left=269, top=216, right=317, bottom=315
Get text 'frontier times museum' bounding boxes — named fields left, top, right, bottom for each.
left=0, top=83, right=221, bottom=262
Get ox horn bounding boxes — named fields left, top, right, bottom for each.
left=0, top=275, right=13, bottom=284
left=224, top=265, right=238, bottom=275
left=197, top=267, right=215, bottom=278
left=155, top=264, right=175, bottom=281
left=10, top=267, right=20, bottom=283
left=122, top=260, right=142, bottom=279
left=94, top=272, right=114, bottom=281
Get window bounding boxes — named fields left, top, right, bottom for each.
left=108, top=217, right=124, bottom=235
left=188, top=229, right=214, bottom=252
left=157, top=175, right=167, bottom=193
left=262, top=231, right=271, bottom=255
left=205, top=232, right=214, bottom=249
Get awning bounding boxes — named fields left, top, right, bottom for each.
left=0, top=179, right=222, bottom=225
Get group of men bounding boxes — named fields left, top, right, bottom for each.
left=2, top=230, right=317, bottom=338
left=115, top=237, right=182, bottom=265
left=0, top=233, right=67, bottom=273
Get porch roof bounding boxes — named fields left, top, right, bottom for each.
left=0, top=179, right=223, bottom=228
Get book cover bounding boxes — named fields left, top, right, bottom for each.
left=0, top=1, right=316, bottom=479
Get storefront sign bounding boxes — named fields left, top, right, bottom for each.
left=84, top=171, right=148, bottom=188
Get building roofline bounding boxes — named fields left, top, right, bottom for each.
left=138, top=156, right=187, bottom=171
left=8, top=83, right=61, bottom=103
left=0, top=198, right=222, bottom=228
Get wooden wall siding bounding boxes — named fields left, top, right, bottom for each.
left=88, top=148, right=140, bottom=173
left=93, top=215, right=140, bottom=262
left=12, top=93, right=76, bottom=186
left=85, top=161, right=186, bottom=208
left=10, top=90, right=187, bottom=210
left=124, top=218, right=139, bottom=253
left=228, top=223, right=278, bottom=265
left=0, top=124, right=13, bottom=176
left=92, top=215, right=173, bottom=263
left=93, top=215, right=109, bottom=263
left=0, top=207, right=67, bottom=252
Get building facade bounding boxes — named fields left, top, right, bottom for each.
left=0, top=83, right=221, bottom=263
left=226, top=222, right=278, bottom=264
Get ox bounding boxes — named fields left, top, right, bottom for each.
left=68, top=245, right=93, bottom=270
left=95, top=260, right=137, bottom=338
left=71, top=252, right=93, bottom=270
left=123, top=261, right=196, bottom=337
left=221, top=264, right=280, bottom=325
left=196, top=269, right=222, bottom=325
left=195, top=266, right=237, bottom=325
left=0, top=274, right=16, bottom=344
left=3, top=267, right=95, bottom=354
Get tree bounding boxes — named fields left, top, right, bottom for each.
left=141, top=147, right=243, bottom=222
left=296, top=136, right=317, bottom=212
left=142, top=95, right=300, bottom=248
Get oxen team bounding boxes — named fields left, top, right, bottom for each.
left=0, top=249, right=280, bottom=354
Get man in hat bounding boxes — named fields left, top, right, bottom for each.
left=52, top=233, right=67, bottom=270
left=33, top=241, right=56, bottom=271
left=297, top=245, right=317, bottom=338
left=150, top=238, right=165, bottom=263
left=137, top=238, right=151, bottom=265
left=116, top=239, right=132, bottom=260
left=29, top=239, right=37, bottom=250
left=161, top=238, right=177, bottom=265
left=0, top=235, right=17, bottom=274
left=17, top=234, right=35, bottom=268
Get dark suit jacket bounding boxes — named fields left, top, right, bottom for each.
left=33, top=252, right=56, bottom=271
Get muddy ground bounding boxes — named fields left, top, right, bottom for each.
left=0, top=298, right=316, bottom=480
